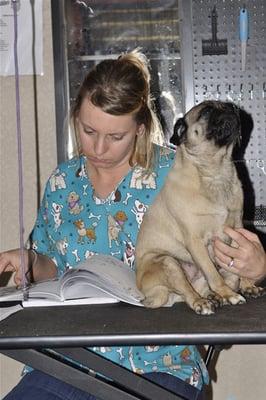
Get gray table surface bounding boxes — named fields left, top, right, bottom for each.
left=0, top=295, right=266, bottom=349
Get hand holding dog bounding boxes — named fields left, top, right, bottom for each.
left=214, top=227, right=266, bottom=283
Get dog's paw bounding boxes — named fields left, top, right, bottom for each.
left=223, top=293, right=246, bottom=305
left=142, top=298, right=159, bottom=308
left=207, top=293, right=223, bottom=308
left=240, top=285, right=265, bottom=299
left=142, top=296, right=167, bottom=309
left=193, top=299, right=216, bottom=315
left=141, top=286, right=170, bottom=308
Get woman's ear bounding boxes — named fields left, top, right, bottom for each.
left=136, top=124, right=145, bottom=136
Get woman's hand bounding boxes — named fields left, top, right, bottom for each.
left=0, top=248, right=57, bottom=285
left=213, top=227, right=266, bottom=282
left=0, top=248, right=30, bottom=286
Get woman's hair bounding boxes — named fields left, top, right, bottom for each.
left=71, top=49, right=164, bottom=170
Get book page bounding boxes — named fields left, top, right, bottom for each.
left=61, top=255, right=144, bottom=305
left=0, top=286, right=24, bottom=302
left=0, top=280, right=61, bottom=303
left=0, top=304, right=23, bottom=321
left=23, top=297, right=118, bottom=308
left=0, top=255, right=144, bottom=307
left=26, top=279, right=62, bottom=301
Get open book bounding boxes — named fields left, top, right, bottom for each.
left=0, top=254, right=144, bottom=308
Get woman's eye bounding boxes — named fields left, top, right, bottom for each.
left=110, top=135, right=123, bottom=141
left=84, top=129, right=94, bottom=135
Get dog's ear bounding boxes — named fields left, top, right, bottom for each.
left=207, top=109, right=241, bottom=147
left=170, top=117, right=187, bottom=146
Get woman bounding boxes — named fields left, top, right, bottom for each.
left=0, top=50, right=265, bottom=400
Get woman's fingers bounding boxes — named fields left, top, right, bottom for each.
left=213, top=237, right=239, bottom=260
left=0, top=254, right=16, bottom=274
left=213, top=241, right=239, bottom=272
left=14, top=273, right=22, bottom=286
left=0, top=263, right=16, bottom=273
left=223, top=226, right=250, bottom=248
left=0, top=249, right=28, bottom=279
left=214, top=227, right=266, bottom=281
left=214, top=256, right=239, bottom=275
left=235, top=228, right=261, bottom=244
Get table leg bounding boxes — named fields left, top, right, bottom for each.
left=1, top=348, right=184, bottom=400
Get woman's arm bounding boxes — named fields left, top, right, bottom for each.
left=213, top=227, right=266, bottom=283
left=0, top=248, right=57, bottom=286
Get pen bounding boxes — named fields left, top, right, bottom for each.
left=239, top=7, right=249, bottom=72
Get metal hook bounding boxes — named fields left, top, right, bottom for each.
left=263, top=83, right=266, bottom=99
left=249, top=83, right=254, bottom=100
left=256, top=159, right=266, bottom=175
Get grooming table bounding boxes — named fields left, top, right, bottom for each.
left=1, top=296, right=266, bottom=400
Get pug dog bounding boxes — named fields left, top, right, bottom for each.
left=136, top=100, right=263, bottom=315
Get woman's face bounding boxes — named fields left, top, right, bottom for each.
left=77, top=98, right=144, bottom=170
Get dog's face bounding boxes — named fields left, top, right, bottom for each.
left=171, top=101, right=241, bottom=151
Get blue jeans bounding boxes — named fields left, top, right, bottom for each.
left=4, top=370, right=205, bottom=400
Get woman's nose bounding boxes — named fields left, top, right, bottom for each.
left=94, top=136, right=107, bottom=155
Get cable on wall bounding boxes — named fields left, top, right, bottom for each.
left=11, top=0, right=28, bottom=299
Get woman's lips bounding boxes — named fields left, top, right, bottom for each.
left=89, top=157, right=110, bottom=164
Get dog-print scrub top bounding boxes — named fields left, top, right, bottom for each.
left=30, top=144, right=209, bottom=389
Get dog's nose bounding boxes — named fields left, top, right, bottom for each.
left=171, top=118, right=187, bottom=145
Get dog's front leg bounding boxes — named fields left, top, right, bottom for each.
left=137, top=255, right=216, bottom=315
left=239, top=277, right=266, bottom=298
left=188, top=239, right=246, bottom=306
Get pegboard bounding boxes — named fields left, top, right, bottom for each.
left=180, top=0, right=266, bottom=227
left=52, top=0, right=182, bottom=157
